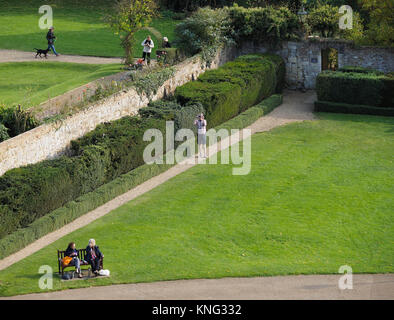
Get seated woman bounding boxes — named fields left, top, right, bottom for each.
left=85, top=239, right=104, bottom=275
left=65, top=242, right=82, bottom=278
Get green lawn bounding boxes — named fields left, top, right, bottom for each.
left=0, top=113, right=393, bottom=297
left=0, top=62, right=122, bottom=108
left=0, top=0, right=180, bottom=57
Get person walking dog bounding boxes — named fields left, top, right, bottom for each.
left=141, top=35, right=154, bottom=65
left=46, top=26, right=59, bottom=56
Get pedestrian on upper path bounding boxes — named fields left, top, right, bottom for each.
left=46, top=26, right=59, bottom=56
left=141, top=35, right=154, bottom=65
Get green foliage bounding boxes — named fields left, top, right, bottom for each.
left=228, top=5, right=300, bottom=46
left=306, top=4, right=340, bottom=37
left=176, top=54, right=284, bottom=126
left=105, top=0, right=158, bottom=64
left=174, top=6, right=232, bottom=60
left=130, top=66, right=176, bottom=99
left=338, top=66, right=384, bottom=75
left=359, top=0, right=394, bottom=47
left=316, top=70, right=394, bottom=108
left=0, top=124, right=9, bottom=142
left=175, top=81, right=242, bottom=128
left=0, top=105, right=38, bottom=137
left=314, top=100, right=394, bottom=116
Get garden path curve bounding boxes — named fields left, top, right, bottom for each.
left=0, top=90, right=316, bottom=272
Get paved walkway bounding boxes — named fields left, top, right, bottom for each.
left=3, top=274, right=393, bottom=300
left=0, top=49, right=122, bottom=64
left=0, top=90, right=316, bottom=272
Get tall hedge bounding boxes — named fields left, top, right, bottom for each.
left=0, top=117, right=166, bottom=238
left=175, top=54, right=284, bottom=126
left=316, top=71, right=394, bottom=108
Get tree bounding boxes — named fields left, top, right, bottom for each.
left=359, top=0, right=394, bottom=47
left=105, top=0, right=157, bottom=64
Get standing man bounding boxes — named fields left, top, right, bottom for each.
left=195, top=113, right=207, bottom=158
left=46, top=26, right=59, bottom=56
left=141, top=35, right=154, bottom=65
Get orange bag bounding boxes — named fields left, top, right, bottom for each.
left=62, top=256, right=73, bottom=267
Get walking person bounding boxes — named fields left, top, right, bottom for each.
left=141, top=35, right=154, bottom=65
left=85, top=239, right=104, bottom=276
left=194, top=113, right=207, bottom=158
left=64, top=242, right=83, bottom=278
left=46, top=26, right=59, bottom=56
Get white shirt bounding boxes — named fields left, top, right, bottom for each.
left=195, top=119, right=207, bottom=134
left=142, top=39, right=154, bottom=53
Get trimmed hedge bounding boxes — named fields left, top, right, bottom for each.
left=0, top=94, right=283, bottom=260
left=175, top=54, right=284, bottom=126
left=0, top=117, right=166, bottom=239
left=316, top=70, right=394, bottom=108
left=314, top=101, right=394, bottom=117
left=338, top=66, right=384, bottom=75
left=175, top=81, right=242, bottom=128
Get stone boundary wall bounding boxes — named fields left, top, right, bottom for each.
left=235, top=39, right=394, bottom=89
left=0, top=50, right=231, bottom=176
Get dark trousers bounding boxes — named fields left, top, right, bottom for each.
left=142, top=51, right=151, bottom=64
left=90, top=257, right=101, bottom=272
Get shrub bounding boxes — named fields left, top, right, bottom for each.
left=0, top=105, right=38, bottom=138
left=139, top=100, right=205, bottom=133
left=314, top=101, right=394, bottom=116
left=175, top=81, right=242, bottom=128
left=338, top=66, right=384, bottom=75
left=174, top=7, right=231, bottom=58
left=228, top=6, right=299, bottom=46
left=0, top=123, right=9, bottom=142
left=306, top=4, right=340, bottom=38
left=316, top=71, right=394, bottom=108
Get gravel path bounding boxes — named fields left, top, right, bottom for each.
left=2, top=274, right=393, bottom=300
left=0, top=49, right=122, bottom=64
left=0, top=90, right=316, bottom=272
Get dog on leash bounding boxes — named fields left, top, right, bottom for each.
left=34, top=48, right=50, bottom=58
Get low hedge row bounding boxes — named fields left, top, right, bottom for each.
left=0, top=94, right=283, bottom=260
left=175, top=54, right=285, bottom=127
left=314, top=101, right=394, bottom=117
left=316, top=70, right=394, bottom=108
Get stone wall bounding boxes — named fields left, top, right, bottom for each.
left=0, top=52, right=229, bottom=176
left=235, top=39, right=394, bottom=89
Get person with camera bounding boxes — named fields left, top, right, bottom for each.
left=194, top=113, right=207, bottom=158
left=141, top=35, right=154, bottom=65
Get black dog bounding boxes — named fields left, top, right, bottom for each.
left=34, top=48, right=50, bottom=58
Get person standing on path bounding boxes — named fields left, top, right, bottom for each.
left=194, top=113, right=207, bottom=158
left=46, top=26, right=59, bottom=56
left=141, top=35, right=154, bottom=65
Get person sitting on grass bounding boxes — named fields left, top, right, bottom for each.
left=141, top=35, right=154, bottom=65
left=65, top=242, right=82, bottom=278
left=86, top=239, right=104, bottom=276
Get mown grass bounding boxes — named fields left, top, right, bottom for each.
left=0, top=113, right=393, bottom=297
left=0, top=62, right=122, bottom=108
left=0, top=0, right=180, bottom=57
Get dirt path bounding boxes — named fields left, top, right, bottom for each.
left=0, top=49, right=122, bottom=64
left=2, top=274, right=393, bottom=300
left=0, top=90, right=316, bottom=272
